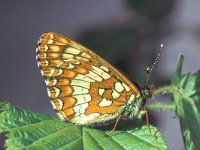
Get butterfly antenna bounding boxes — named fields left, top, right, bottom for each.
left=144, top=44, right=164, bottom=88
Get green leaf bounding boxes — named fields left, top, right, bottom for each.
left=172, top=55, right=184, bottom=84
left=172, top=55, right=200, bottom=150
left=0, top=102, right=167, bottom=150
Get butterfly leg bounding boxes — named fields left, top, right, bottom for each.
left=105, top=115, right=122, bottom=137
left=140, top=110, right=156, bottom=138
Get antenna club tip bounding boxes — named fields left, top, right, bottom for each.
left=160, top=43, right=164, bottom=48
left=146, top=67, right=151, bottom=73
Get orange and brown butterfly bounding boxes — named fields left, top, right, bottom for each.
left=36, top=32, right=156, bottom=136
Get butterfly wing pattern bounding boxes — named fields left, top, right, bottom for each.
left=36, top=32, right=142, bottom=126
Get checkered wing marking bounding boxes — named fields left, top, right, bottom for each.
left=37, top=32, right=141, bottom=125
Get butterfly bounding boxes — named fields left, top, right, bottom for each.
left=36, top=32, right=160, bottom=136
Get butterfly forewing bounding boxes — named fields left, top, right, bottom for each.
left=36, top=32, right=141, bottom=125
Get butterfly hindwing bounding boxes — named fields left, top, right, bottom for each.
left=37, top=32, right=141, bottom=125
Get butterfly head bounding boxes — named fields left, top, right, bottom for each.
left=142, top=86, right=151, bottom=98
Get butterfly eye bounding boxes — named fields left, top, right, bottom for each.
left=149, top=84, right=155, bottom=96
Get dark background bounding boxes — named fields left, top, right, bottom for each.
left=1, top=0, right=200, bottom=149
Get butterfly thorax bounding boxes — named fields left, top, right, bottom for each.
left=122, top=87, right=151, bottom=119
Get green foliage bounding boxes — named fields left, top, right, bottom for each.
left=0, top=102, right=167, bottom=150
left=172, top=55, right=200, bottom=150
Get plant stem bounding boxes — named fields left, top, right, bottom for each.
left=146, top=103, right=175, bottom=111
left=153, top=85, right=176, bottom=96
left=146, top=84, right=177, bottom=111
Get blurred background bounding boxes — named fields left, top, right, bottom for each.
left=1, top=0, right=200, bottom=149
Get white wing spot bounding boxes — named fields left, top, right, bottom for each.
left=99, top=98, right=112, bottom=107
left=73, top=61, right=81, bottom=65
left=100, top=66, right=109, bottom=72
left=115, top=82, right=124, bottom=92
left=72, top=86, right=89, bottom=95
left=54, top=87, right=61, bottom=97
left=73, top=102, right=88, bottom=115
left=76, top=56, right=89, bottom=61
left=67, top=63, right=75, bottom=69
left=87, top=71, right=103, bottom=82
left=57, top=69, right=63, bottom=76
left=37, top=39, right=41, bottom=45
left=37, top=62, right=40, bottom=68
left=65, top=47, right=81, bottom=55
left=56, top=62, right=64, bottom=68
left=57, top=112, right=65, bottom=120
left=36, top=47, right=39, bottom=53
left=81, top=53, right=91, bottom=59
left=71, top=79, right=90, bottom=89
left=40, top=70, right=44, bottom=76
left=82, top=113, right=100, bottom=120
left=49, top=68, right=55, bottom=76
left=102, top=72, right=111, bottom=79
left=57, top=98, right=64, bottom=110
left=73, top=112, right=100, bottom=122
left=47, top=87, right=60, bottom=98
left=50, top=100, right=56, bottom=109
left=74, top=74, right=95, bottom=82
left=112, top=89, right=120, bottom=99
left=47, top=88, right=51, bottom=97
left=50, top=33, right=54, bottom=39
left=45, top=45, right=48, bottom=51
left=122, top=83, right=131, bottom=91
left=63, top=53, right=74, bottom=59
left=91, top=65, right=111, bottom=80
left=73, top=94, right=92, bottom=104
left=63, top=58, right=74, bottom=62
left=47, top=39, right=54, bottom=44
left=128, top=94, right=135, bottom=104
left=45, top=78, right=57, bottom=86
left=98, top=88, right=105, bottom=96
left=92, top=65, right=104, bottom=76
left=43, top=60, right=49, bottom=67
